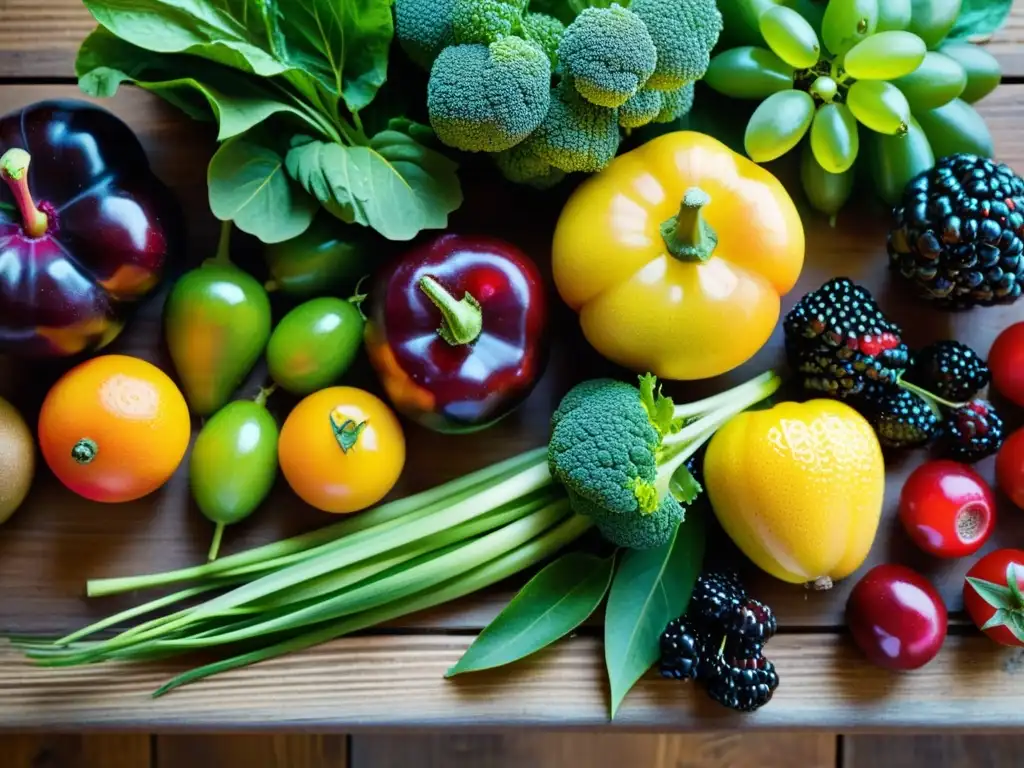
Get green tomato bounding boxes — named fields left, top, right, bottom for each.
left=267, top=297, right=365, bottom=395
left=264, top=215, right=374, bottom=300
left=865, top=115, right=935, bottom=206
left=914, top=98, right=995, bottom=159
left=190, top=399, right=279, bottom=561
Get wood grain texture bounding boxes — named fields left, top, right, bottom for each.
left=0, top=733, right=150, bottom=768
left=0, top=84, right=1023, bottom=643
left=156, top=735, right=347, bottom=768
left=3, top=634, right=1024, bottom=732
left=350, top=732, right=837, bottom=768
left=843, top=735, right=1024, bottom=768
left=0, top=0, right=1023, bottom=79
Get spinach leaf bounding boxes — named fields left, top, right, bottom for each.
left=949, top=0, right=1014, bottom=41
left=446, top=552, right=616, bottom=677
left=209, top=132, right=318, bottom=243
left=603, top=509, right=705, bottom=719
left=285, top=131, right=462, bottom=241
left=77, top=28, right=317, bottom=141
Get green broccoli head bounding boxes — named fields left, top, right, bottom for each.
left=630, top=0, right=724, bottom=91
left=557, top=5, right=657, bottom=108
left=528, top=79, right=621, bottom=173
left=493, top=141, right=567, bottom=189
left=395, top=0, right=457, bottom=69
left=653, top=82, right=695, bottom=123
left=618, top=87, right=663, bottom=128
left=522, top=12, right=566, bottom=69
left=548, top=377, right=685, bottom=550
left=452, top=0, right=526, bottom=44
left=427, top=37, right=552, bottom=153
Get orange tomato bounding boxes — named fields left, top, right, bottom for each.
left=278, top=386, right=406, bottom=514
left=38, top=355, right=191, bottom=503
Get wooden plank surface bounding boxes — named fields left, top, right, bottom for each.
left=155, top=735, right=347, bottom=768
left=4, top=634, right=1024, bottom=732
left=350, top=732, right=837, bottom=768
left=0, top=733, right=151, bottom=768
left=843, top=735, right=1024, bottom=768
left=1, top=1, right=1023, bottom=79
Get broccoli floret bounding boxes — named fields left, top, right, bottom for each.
left=618, top=87, right=663, bottom=128
left=395, top=0, right=457, bottom=69
left=452, top=0, right=525, bottom=44
left=653, top=82, right=695, bottom=123
left=630, top=0, right=724, bottom=91
left=528, top=79, right=620, bottom=173
left=522, top=12, right=566, bottom=68
left=557, top=5, right=657, bottom=108
left=427, top=37, right=552, bottom=153
left=493, top=142, right=567, bottom=189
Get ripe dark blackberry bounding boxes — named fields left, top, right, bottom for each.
left=851, top=383, right=941, bottom=450
left=888, top=154, right=1024, bottom=310
left=784, top=277, right=910, bottom=398
left=705, top=654, right=780, bottom=713
left=690, top=571, right=746, bottom=630
left=659, top=617, right=708, bottom=681
left=906, top=340, right=991, bottom=402
left=940, top=399, right=1005, bottom=463
left=724, top=598, right=778, bottom=648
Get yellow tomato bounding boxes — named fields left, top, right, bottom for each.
left=703, top=399, right=885, bottom=588
left=278, top=387, right=405, bottom=514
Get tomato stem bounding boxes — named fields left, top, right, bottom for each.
left=330, top=412, right=366, bottom=454
left=71, top=438, right=98, bottom=465
left=0, top=148, right=48, bottom=238
left=208, top=524, right=226, bottom=563
left=660, top=187, right=718, bottom=263
left=254, top=383, right=278, bottom=408
left=212, top=220, right=233, bottom=265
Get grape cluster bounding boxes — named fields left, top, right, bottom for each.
left=705, top=0, right=1003, bottom=224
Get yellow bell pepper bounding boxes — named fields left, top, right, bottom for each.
left=552, top=131, right=805, bottom=380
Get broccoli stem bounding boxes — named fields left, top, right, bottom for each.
left=659, top=186, right=719, bottom=263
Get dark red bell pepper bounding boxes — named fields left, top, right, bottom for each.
left=365, top=233, right=548, bottom=433
left=0, top=100, right=182, bottom=357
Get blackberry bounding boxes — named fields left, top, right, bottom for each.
left=690, top=571, right=746, bottom=630
left=724, top=598, right=778, bottom=648
left=852, top=383, right=941, bottom=450
left=888, top=153, right=1024, bottom=310
left=705, top=654, right=780, bottom=713
left=659, top=617, right=708, bottom=681
left=784, top=277, right=910, bottom=398
left=940, top=399, right=1005, bottom=463
left=906, top=341, right=991, bottom=402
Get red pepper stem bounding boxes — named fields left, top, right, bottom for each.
left=660, top=186, right=718, bottom=263
left=0, top=148, right=48, bottom=238
left=419, top=275, right=483, bottom=346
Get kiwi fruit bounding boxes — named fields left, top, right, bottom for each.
left=0, top=395, right=34, bottom=524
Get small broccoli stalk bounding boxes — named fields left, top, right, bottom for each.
left=660, top=186, right=718, bottom=263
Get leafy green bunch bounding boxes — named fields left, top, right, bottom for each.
left=396, top=0, right=724, bottom=188
left=75, top=0, right=463, bottom=244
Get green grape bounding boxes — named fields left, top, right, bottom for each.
left=907, top=0, right=961, bottom=50
left=809, top=76, right=838, bottom=102
left=810, top=103, right=859, bottom=174
left=847, top=80, right=911, bottom=135
left=704, top=47, right=795, bottom=100
left=759, top=6, right=821, bottom=69
left=938, top=42, right=1002, bottom=104
left=876, top=0, right=912, bottom=31
left=891, top=51, right=966, bottom=111
left=744, top=90, right=815, bottom=163
left=915, top=99, right=995, bottom=159
left=800, top=140, right=854, bottom=227
left=822, top=0, right=878, bottom=56
left=865, top=116, right=934, bottom=206
left=843, top=31, right=927, bottom=80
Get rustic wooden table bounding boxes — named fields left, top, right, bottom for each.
left=2, top=0, right=1024, bottom=734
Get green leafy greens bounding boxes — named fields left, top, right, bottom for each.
left=76, top=0, right=463, bottom=242
left=949, top=0, right=1015, bottom=42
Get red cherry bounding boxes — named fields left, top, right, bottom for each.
left=898, top=460, right=995, bottom=558
left=989, top=322, right=1024, bottom=408
left=846, top=564, right=948, bottom=671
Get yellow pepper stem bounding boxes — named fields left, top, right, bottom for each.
left=660, top=186, right=718, bottom=263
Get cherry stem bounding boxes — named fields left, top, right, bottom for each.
left=897, top=377, right=964, bottom=411
left=660, top=187, right=718, bottom=263
left=254, top=382, right=278, bottom=407
left=419, top=275, right=483, bottom=346
left=0, top=148, right=48, bottom=238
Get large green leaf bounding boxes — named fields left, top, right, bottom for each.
left=949, top=0, right=1014, bottom=41
left=446, top=552, right=615, bottom=677
left=285, top=131, right=462, bottom=241
left=208, top=133, right=318, bottom=243
left=603, top=509, right=705, bottom=719
left=76, top=27, right=315, bottom=141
